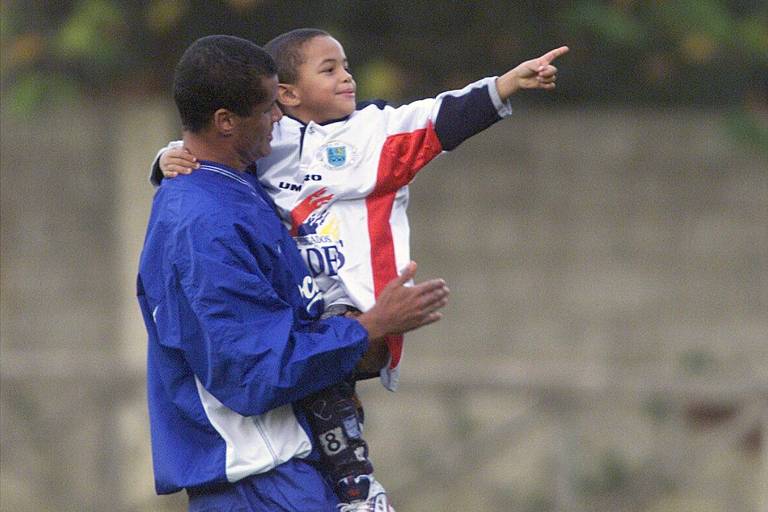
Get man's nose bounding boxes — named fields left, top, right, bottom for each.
left=271, top=104, right=283, bottom=122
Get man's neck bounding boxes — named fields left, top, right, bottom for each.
left=182, top=132, right=246, bottom=172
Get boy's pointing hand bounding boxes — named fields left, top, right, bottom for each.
left=496, top=46, right=570, bottom=99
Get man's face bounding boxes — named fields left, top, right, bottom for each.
left=292, top=36, right=356, bottom=123
left=233, top=75, right=282, bottom=165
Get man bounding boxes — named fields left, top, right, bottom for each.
left=136, top=35, right=449, bottom=511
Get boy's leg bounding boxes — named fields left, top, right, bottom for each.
left=300, top=378, right=373, bottom=485
left=305, top=305, right=393, bottom=510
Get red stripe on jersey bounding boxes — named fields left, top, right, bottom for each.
left=373, top=123, right=443, bottom=193
left=366, top=124, right=443, bottom=369
left=366, top=190, right=403, bottom=368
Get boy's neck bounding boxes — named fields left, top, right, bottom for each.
left=281, top=106, right=336, bottom=126
left=282, top=107, right=317, bottom=125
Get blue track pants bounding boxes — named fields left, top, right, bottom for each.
left=187, top=459, right=339, bottom=511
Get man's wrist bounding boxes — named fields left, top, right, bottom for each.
left=356, top=312, right=385, bottom=342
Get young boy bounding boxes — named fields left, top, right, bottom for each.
left=154, top=28, right=567, bottom=511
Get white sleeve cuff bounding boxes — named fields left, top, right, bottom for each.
left=489, top=77, right=513, bottom=118
left=149, top=140, right=184, bottom=187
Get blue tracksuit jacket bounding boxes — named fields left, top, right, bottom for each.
left=137, top=161, right=369, bottom=495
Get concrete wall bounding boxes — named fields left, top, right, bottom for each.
left=1, top=102, right=765, bottom=511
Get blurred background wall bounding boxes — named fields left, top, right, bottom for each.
left=1, top=1, right=766, bottom=511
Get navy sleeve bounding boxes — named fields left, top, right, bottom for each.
left=160, top=213, right=368, bottom=416
left=434, top=85, right=502, bottom=151
left=150, top=158, right=163, bottom=186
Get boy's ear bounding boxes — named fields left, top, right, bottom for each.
left=277, top=83, right=301, bottom=107
left=212, top=108, right=236, bottom=136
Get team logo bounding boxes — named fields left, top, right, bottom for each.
left=327, top=146, right=346, bottom=167
left=316, top=141, right=357, bottom=170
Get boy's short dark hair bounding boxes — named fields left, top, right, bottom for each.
left=173, top=35, right=277, bottom=133
left=264, top=28, right=330, bottom=84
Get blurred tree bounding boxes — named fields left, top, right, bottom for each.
left=2, top=0, right=766, bottom=152
left=561, top=0, right=767, bottom=105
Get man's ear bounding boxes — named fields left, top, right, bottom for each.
left=277, top=83, right=300, bottom=107
left=213, top=108, right=236, bottom=136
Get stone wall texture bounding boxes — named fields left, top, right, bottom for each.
left=1, top=103, right=766, bottom=512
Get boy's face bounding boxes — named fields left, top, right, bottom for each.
left=290, top=36, right=356, bottom=123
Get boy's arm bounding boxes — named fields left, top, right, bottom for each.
left=370, top=46, right=569, bottom=189
left=435, top=45, right=569, bottom=151
left=149, top=140, right=196, bottom=186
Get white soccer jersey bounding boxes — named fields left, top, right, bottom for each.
left=256, top=76, right=513, bottom=389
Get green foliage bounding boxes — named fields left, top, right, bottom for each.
left=564, top=2, right=647, bottom=47
left=54, top=0, right=125, bottom=65
left=6, top=71, right=80, bottom=115
left=1, top=0, right=766, bottom=128
left=723, top=109, right=768, bottom=157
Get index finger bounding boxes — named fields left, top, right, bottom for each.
left=540, top=46, right=569, bottom=65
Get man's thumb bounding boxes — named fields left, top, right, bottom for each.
left=395, top=261, right=417, bottom=285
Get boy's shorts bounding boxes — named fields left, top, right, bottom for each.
left=187, top=459, right=339, bottom=512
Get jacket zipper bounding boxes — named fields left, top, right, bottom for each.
left=253, top=415, right=279, bottom=466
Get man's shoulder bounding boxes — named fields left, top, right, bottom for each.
left=154, top=172, right=254, bottom=230
left=155, top=172, right=217, bottom=211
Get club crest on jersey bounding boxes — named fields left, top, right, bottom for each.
left=317, top=141, right=357, bottom=170
left=327, top=146, right=346, bottom=167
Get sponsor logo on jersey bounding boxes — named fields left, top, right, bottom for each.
left=296, top=238, right=345, bottom=278
left=297, top=275, right=323, bottom=313
left=278, top=181, right=302, bottom=191
left=295, top=234, right=335, bottom=246
left=316, top=141, right=358, bottom=170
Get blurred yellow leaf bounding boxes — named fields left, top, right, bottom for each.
left=146, top=0, right=186, bottom=34
left=679, top=33, right=717, bottom=64
left=5, top=33, right=46, bottom=69
left=356, top=60, right=406, bottom=102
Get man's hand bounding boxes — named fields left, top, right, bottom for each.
left=356, top=261, right=449, bottom=341
left=496, top=46, right=569, bottom=99
left=160, top=147, right=200, bottom=178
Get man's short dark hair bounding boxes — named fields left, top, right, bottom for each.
left=173, top=35, right=277, bottom=133
left=264, top=28, right=330, bottom=84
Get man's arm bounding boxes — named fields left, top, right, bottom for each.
left=157, top=213, right=447, bottom=417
